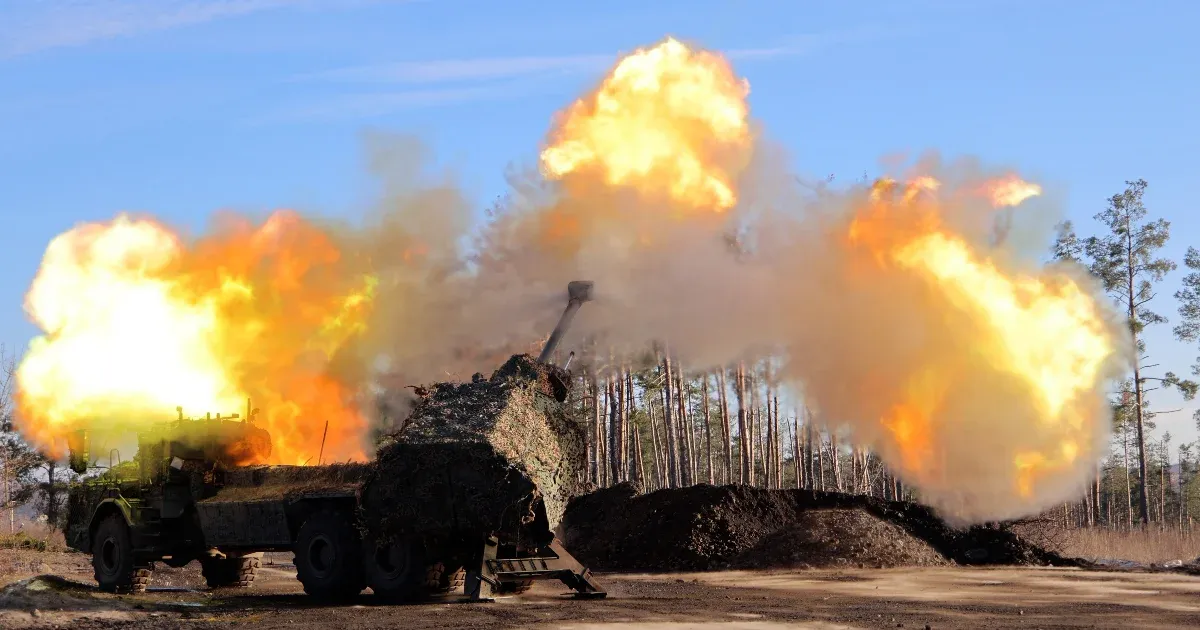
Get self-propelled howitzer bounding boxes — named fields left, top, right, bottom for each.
left=64, top=281, right=604, bottom=601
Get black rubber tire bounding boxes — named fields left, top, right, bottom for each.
left=293, top=510, right=365, bottom=601
left=365, top=536, right=429, bottom=603
left=91, top=514, right=151, bottom=594
left=201, top=556, right=260, bottom=588
left=425, top=562, right=467, bottom=596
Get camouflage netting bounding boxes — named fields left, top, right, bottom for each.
left=358, top=354, right=587, bottom=548
left=199, top=463, right=374, bottom=503
left=64, top=482, right=108, bottom=550
left=63, top=460, right=143, bottom=551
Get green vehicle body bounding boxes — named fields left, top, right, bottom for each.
left=64, top=417, right=330, bottom=593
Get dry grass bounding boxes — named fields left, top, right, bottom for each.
left=0, top=527, right=67, bottom=553
left=1059, top=528, right=1200, bottom=564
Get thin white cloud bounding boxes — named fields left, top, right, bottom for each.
left=297, top=54, right=615, bottom=85
left=253, top=83, right=511, bottom=124
left=269, top=25, right=897, bottom=123
left=0, top=0, right=391, bottom=58
left=295, top=25, right=890, bottom=87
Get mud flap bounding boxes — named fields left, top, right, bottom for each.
left=463, top=536, right=606, bottom=601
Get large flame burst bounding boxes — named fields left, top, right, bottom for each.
left=540, top=36, right=752, bottom=212
left=848, top=177, right=1117, bottom=505
left=15, top=211, right=374, bottom=465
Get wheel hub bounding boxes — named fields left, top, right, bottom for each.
left=307, top=535, right=335, bottom=577
left=374, top=542, right=411, bottom=580
left=99, top=537, right=118, bottom=574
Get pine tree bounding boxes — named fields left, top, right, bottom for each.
left=1084, top=180, right=1196, bottom=525
left=1173, top=246, right=1200, bottom=432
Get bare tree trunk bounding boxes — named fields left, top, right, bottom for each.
left=626, top=368, right=636, bottom=485
left=676, top=370, right=692, bottom=486
left=853, top=448, right=861, bottom=493
left=804, top=409, right=815, bottom=490
left=830, top=430, right=843, bottom=492
left=768, top=396, right=776, bottom=489
left=43, top=461, right=59, bottom=530
left=684, top=374, right=699, bottom=485
left=777, top=400, right=787, bottom=489
left=792, top=416, right=802, bottom=489
left=757, top=407, right=767, bottom=488
left=745, top=366, right=757, bottom=486
left=816, top=432, right=825, bottom=491
left=662, top=353, right=679, bottom=488
left=1124, top=215, right=1151, bottom=527
left=1179, top=455, right=1187, bottom=530
left=762, top=400, right=772, bottom=489
left=750, top=371, right=759, bottom=487
left=3, top=451, right=10, bottom=534
left=1084, top=487, right=1094, bottom=527
left=736, top=362, right=749, bottom=485
left=588, top=378, right=599, bottom=485
left=774, top=398, right=782, bottom=489
left=849, top=445, right=858, bottom=493
left=1160, top=444, right=1167, bottom=526
left=1123, top=418, right=1133, bottom=529
left=624, top=369, right=633, bottom=482
left=648, top=396, right=664, bottom=490
left=599, top=382, right=609, bottom=487
left=718, top=369, right=732, bottom=485
left=860, top=450, right=872, bottom=494
left=633, top=424, right=646, bottom=486
left=660, top=396, right=673, bottom=491
left=703, top=375, right=713, bottom=485
left=608, top=378, right=620, bottom=484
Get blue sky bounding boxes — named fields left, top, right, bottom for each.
left=1, top=0, right=1198, bottom=446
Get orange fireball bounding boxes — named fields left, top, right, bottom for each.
left=14, top=211, right=374, bottom=465
left=540, top=37, right=752, bottom=212
left=848, top=175, right=1114, bottom=500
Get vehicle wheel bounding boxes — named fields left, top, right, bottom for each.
left=365, top=536, right=429, bottom=602
left=91, top=514, right=152, bottom=594
left=201, top=555, right=260, bottom=588
left=425, top=561, right=466, bottom=596
left=293, top=510, right=365, bottom=601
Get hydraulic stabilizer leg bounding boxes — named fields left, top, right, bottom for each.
left=463, top=536, right=607, bottom=601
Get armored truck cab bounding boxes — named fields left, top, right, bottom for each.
left=64, top=415, right=284, bottom=592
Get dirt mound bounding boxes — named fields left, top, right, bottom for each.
left=732, top=509, right=947, bottom=569
left=561, top=483, right=1079, bottom=572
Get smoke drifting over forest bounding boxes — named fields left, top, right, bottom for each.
left=14, top=37, right=1131, bottom=524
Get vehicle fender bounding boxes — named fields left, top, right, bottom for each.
left=75, top=498, right=133, bottom=554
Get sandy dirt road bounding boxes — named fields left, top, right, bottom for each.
left=2, top=551, right=1199, bottom=629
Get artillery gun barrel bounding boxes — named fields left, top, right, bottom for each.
left=538, top=280, right=594, bottom=364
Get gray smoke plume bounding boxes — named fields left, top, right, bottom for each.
left=344, top=130, right=1130, bottom=524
